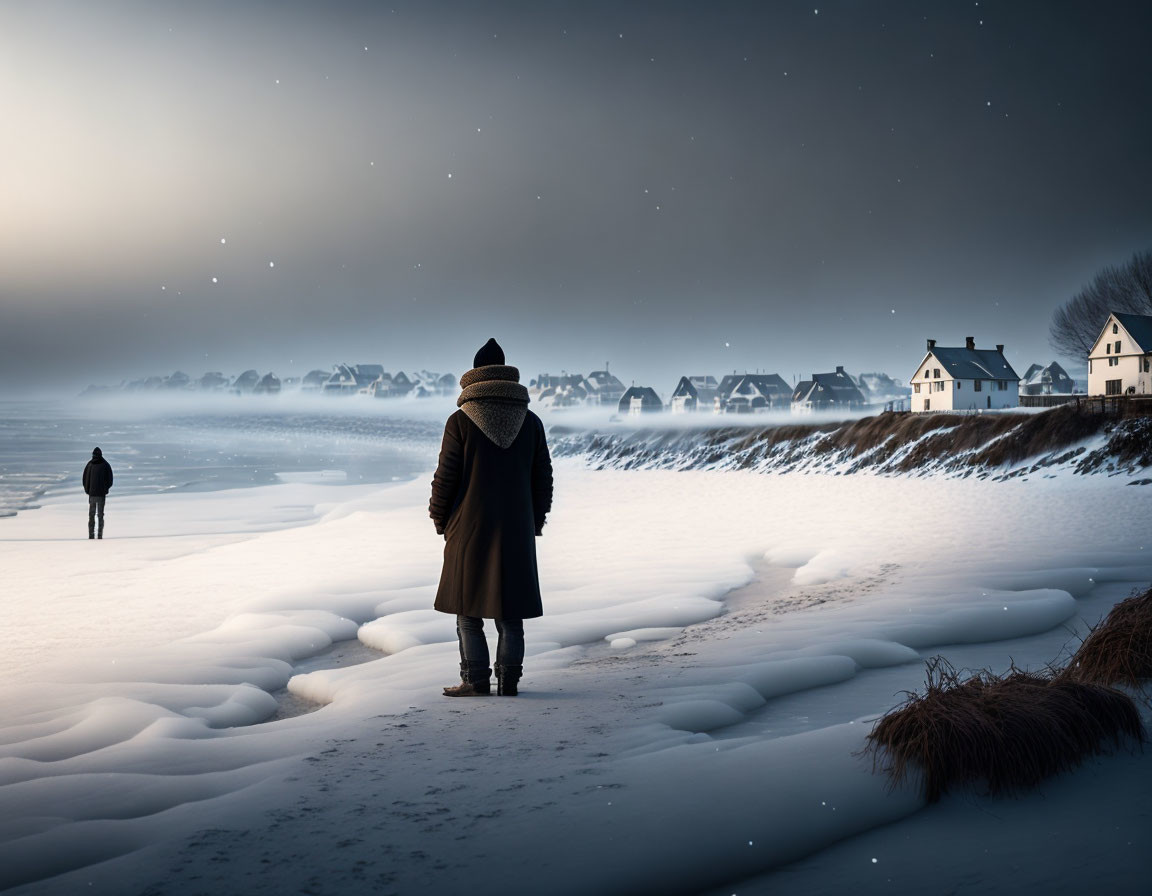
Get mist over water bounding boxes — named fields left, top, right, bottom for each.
left=0, top=398, right=444, bottom=518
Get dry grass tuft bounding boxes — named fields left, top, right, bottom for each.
left=865, top=656, right=1145, bottom=803
left=1060, top=586, right=1152, bottom=694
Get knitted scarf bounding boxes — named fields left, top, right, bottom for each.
left=457, top=365, right=530, bottom=449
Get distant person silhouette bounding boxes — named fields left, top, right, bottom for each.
left=82, top=447, right=114, bottom=539
left=429, top=338, right=553, bottom=697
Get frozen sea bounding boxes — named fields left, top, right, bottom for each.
left=0, top=398, right=442, bottom=519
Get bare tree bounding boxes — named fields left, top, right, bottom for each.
left=1049, top=250, right=1152, bottom=359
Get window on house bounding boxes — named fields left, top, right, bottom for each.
left=956, top=381, right=961, bottom=390
left=1110, top=357, right=1119, bottom=367
left=935, top=381, right=945, bottom=392
left=933, top=368, right=940, bottom=378
left=1106, top=379, right=1122, bottom=396
left=1107, top=343, right=1111, bottom=354
left=1116, top=340, right=1122, bottom=353
left=974, top=380, right=982, bottom=391
left=1113, top=323, right=1119, bottom=334
left=913, top=383, right=921, bottom=393
left=1145, top=358, right=1150, bottom=373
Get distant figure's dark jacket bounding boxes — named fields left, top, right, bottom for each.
left=83, top=456, right=114, bottom=496
left=429, top=366, right=553, bottom=619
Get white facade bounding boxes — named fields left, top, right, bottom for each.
left=909, top=350, right=1019, bottom=413
left=1087, top=313, right=1152, bottom=396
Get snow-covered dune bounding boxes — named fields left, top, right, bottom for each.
left=551, top=406, right=1152, bottom=479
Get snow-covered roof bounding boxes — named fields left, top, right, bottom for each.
left=1023, top=361, right=1073, bottom=387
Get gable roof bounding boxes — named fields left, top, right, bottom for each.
left=1112, top=312, right=1152, bottom=351
left=810, top=370, right=867, bottom=403
left=672, top=375, right=720, bottom=399
left=619, top=385, right=662, bottom=409
left=923, top=347, right=1019, bottom=381
left=718, top=373, right=791, bottom=401
left=586, top=370, right=625, bottom=392
left=1023, top=361, right=1074, bottom=387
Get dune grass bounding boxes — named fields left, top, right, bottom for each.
left=865, top=655, right=1145, bottom=803
left=1060, top=586, right=1152, bottom=696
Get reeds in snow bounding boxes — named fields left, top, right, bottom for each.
left=1060, top=586, right=1152, bottom=695
left=865, top=656, right=1145, bottom=803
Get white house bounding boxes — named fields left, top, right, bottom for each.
left=910, top=337, right=1019, bottom=412
left=617, top=386, right=663, bottom=416
left=669, top=375, right=719, bottom=413
left=1087, top=312, right=1152, bottom=396
left=714, top=373, right=791, bottom=413
left=791, top=367, right=868, bottom=414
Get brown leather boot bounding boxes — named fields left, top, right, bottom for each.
left=443, top=679, right=491, bottom=697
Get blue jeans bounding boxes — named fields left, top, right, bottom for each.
left=456, top=616, right=524, bottom=681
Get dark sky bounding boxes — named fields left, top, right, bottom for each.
left=2, top=0, right=1150, bottom=392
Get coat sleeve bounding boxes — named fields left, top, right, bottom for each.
left=429, top=416, right=464, bottom=535
left=82, top=462, right=91, bottom=495
left=107, top=463, right=113, bottom=492
left=531, top=418, right=553, bottom=535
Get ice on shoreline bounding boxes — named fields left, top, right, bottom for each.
left=1, top=459, right=1150, bottom=893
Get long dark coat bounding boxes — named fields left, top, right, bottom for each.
left=429, top=408, right=552, bottom=619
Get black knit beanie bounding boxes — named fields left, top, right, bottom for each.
left=473, top=338, right=505, bottom=368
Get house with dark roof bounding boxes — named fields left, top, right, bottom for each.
left=388, top=371, right=416, bottom=397
left=584, top=369, right=626, bottom=406
left=669, top=375, right=719, bottom=413
left=1087, top=312, right=1152, bottom=396
left=533, top=374, right=589, bottom=409
left=322, top=363, right=382, bottom=394
left=714, top=373, right=791, bottom=413
left=910, top=337, right=1019, bottom=412
left=197, top=372, right=230, bottom=391
left=254, top=372, right=281, bottom=394
left=618, top=386, right=663, bottom=416
left=322, top=364, right=359, bottom=393
left=791, top=367, right=868, bottom=413
left=1020, top=361, right=1076, bottom=396
left=301, top=369, right=330, bottom=391
left=231, top=369, right=261, bottom=393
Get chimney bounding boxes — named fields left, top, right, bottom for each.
left=836, top=365, right=844, bottom=375
left=927, top=339, right=936, bottom=350
left=996, top=344, right=1004, bottom=353
left=965, top=336, right=975, bottom=350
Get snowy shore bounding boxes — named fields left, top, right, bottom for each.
left=2, top=458, right=1150, bottom=894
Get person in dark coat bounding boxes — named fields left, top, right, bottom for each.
left=429, top=338, right=553, bottom=697
left=82, top=447, right=114, bottom=539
